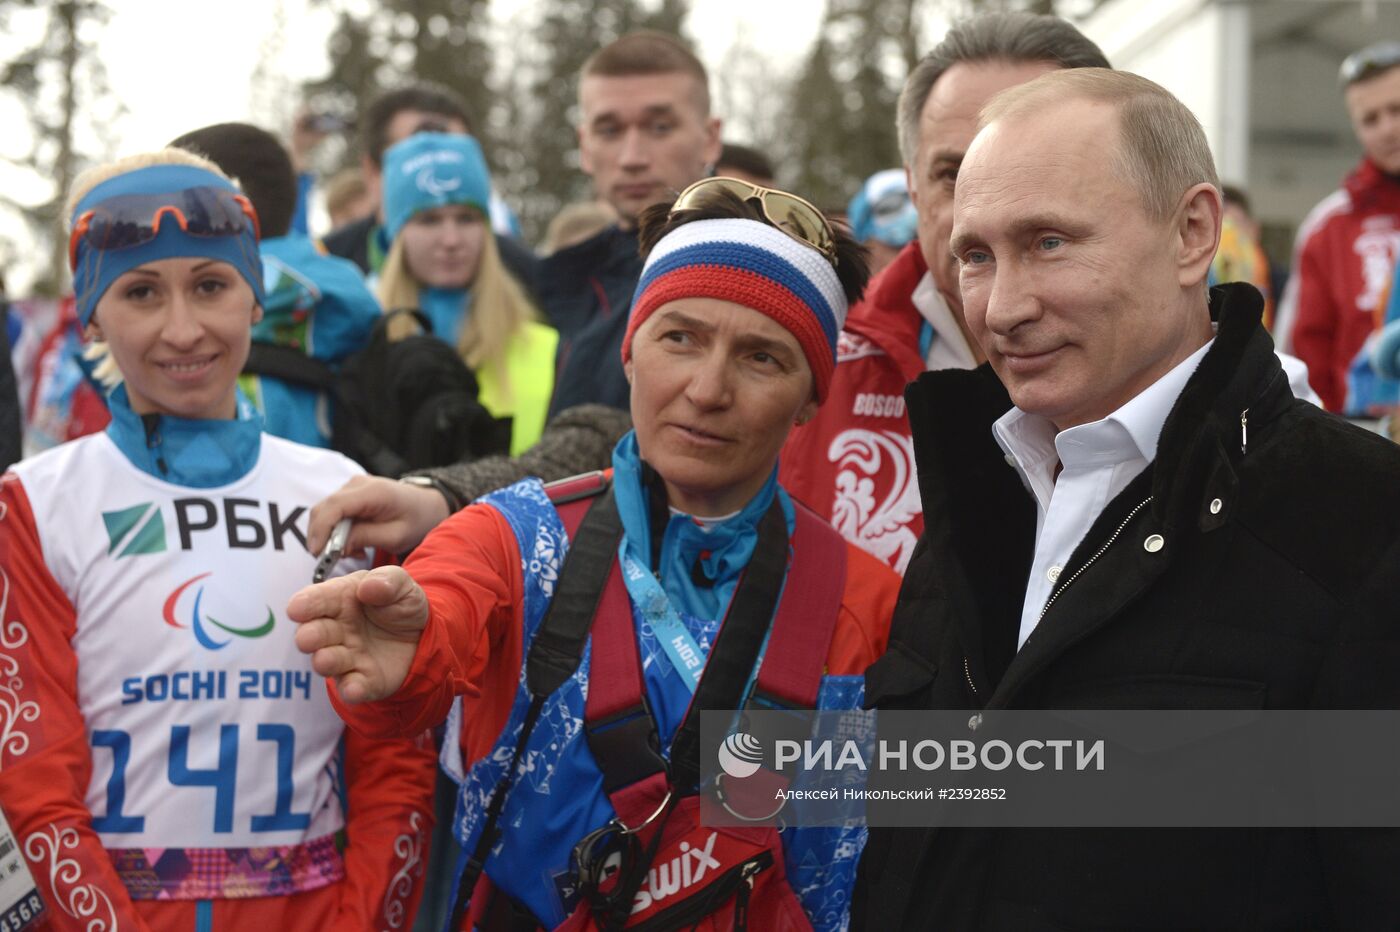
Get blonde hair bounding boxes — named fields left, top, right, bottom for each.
left=70, top=148, right=237, bottom=387
left=543, top=201, right=618, bottom=254
left=980, top=68, right=1220, bottom=221
left=324, top=167, right=369, bottom=224
left=377, top=212, right=540, bottom=399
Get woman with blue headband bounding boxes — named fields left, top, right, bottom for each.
left=377, top=132, right=557, bottom=455
left=0, top=149, right=434, bottom=930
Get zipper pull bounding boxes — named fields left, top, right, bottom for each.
left=141, top=412, right=169, bottom=476
left=1240, top=408, right=1249, bottom=456
left=733, top=861, right=758, bottom=932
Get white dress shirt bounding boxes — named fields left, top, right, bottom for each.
left=994, top=341, right=1213, bottom=650
left=912, top=272, right=980, bottom=372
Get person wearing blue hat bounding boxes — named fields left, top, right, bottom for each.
left=170, top=121, right=383, bottom=451
left=377, top=132, right=557, bottom=455
left=0, top=149, right=435, bottom=930
left=846, top=168, right=918, bottom=276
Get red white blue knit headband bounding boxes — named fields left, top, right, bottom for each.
left=621, top=218, right=848, bottom=401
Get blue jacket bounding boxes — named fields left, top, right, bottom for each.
left=243, top=235, right=381, bottom=447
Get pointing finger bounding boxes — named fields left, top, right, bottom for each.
left=287, top=573, right=364, bottom=623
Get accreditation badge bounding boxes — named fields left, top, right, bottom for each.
left=0, top=804, right=45, bottom=931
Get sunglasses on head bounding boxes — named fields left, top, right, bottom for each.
left=1340, top=42, right=1400, bottom=87
left=671, top=176, right=838, bottom=266
left=69, top=186, right=260, bottom=270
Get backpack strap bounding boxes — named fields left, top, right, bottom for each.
left=242, top=340, right=412, bottom=476
left=242, top=342, right=337, bottom=391
left=584, top=498, right=849, bottom=810
left=712, top=505, right=848, bottom=824
left=581, top=498, right=846, bottom=930
left=747, top=503, right=848, bottom=711
left=448, top=473, right=613, bottom=931
left=541, top=469, right=611, bottom=509
left=526, top=475, right=623, bottom=699
left=584, top=494, right=797, bottom=816
left=582, top=558, right=667, bottom=801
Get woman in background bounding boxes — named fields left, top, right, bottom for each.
left=376, top=132, right=557, bottom=455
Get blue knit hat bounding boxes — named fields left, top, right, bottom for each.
left=70, top=164, right=265, bottom=327
left=847, top=169, right=917, bottom=248
left=382, top=133, right=492, bottom=243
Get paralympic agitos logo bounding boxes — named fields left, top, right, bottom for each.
left=163, top=572, right=275, bottom=650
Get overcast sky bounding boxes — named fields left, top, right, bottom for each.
left=1, top=0, right=850, bottom=292
left=107, top=0, right=835, bottom=149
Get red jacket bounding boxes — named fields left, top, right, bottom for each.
left=1281, top=158, right=1400, bottom=412
left=779, top=243, right=931, bottom=574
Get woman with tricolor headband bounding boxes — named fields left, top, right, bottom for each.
left=377, top=132, right=557, bottom=455
left=291, top=180, right=901, bottom=932
left=0, top=149, right=434, bottom=930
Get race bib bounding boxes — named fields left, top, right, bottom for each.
left=0, top=805, right=45, bottom=932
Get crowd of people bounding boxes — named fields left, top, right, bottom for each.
left=1, top=10, right=1399, bottom=932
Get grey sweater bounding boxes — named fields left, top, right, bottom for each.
left=408, top=404, right=633, bottom=511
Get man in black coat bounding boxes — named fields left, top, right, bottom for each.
left=855, top=68, right=1400, bottom=929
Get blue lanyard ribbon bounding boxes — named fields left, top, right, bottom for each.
left=619, top=545, right=707, bottom=694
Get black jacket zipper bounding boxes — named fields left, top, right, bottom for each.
left=965, top=495, right=1154, bottom=699
left=140, top=412, right=169, bottom=476
left=1037, top=495, right=1154, bottom=623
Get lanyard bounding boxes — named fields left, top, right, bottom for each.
left=619, top=546, right=707, bottom=694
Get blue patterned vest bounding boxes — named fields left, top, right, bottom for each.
left=441, top=477, right=868, bottom=931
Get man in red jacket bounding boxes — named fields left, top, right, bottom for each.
left=779, top=12, right=1108, bottom=573
left=1278, top=42, right=1400, bottom=413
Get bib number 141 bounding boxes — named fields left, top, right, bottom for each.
left=91, top=723, right=310, bottom=834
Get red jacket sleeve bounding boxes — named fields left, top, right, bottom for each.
left=327, top=726, right=437, bottom=931
left=330, top=502, right=525, bottom=770
left=1289, top=231, right=1346, bottom=411
left=0, top=474, right=149, bottom=931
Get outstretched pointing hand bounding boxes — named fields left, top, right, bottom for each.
left=288, top=567, right=429, bottom=704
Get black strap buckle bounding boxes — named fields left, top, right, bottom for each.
left=585, top=698, right=668, bottom=794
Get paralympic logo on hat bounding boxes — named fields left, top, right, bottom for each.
left=416, top=166, right=462, bottom=198
left=162, top=572, right=275, bottom=651
left=717, top=732, right=764, bottom=779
